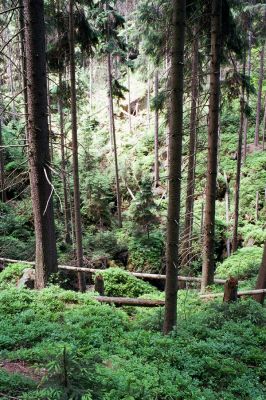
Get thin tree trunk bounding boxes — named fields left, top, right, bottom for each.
left=127, top=68, right=132, bottom=133
left=232, top=58, right=246, bottom=253
left=163, top=0, right=185, bottom=335
left=69, top=0, right=86, bottom=291
left=224, top=172, right=230, bottom=257
left=19, top=0, right=29, bottom=149
left=262, top=96, right=266, bottom=151
left=23, top=0, right=58, bottom=288
left=0, top=114, right=6, bottom=202
left=253, top=240, right=266, bottom=304
left=154, top=69, right=159, bottom=186
left=243, top=31, right=251, bottom=163
left=107, top=53, right=122, bottom=228
left=254, top=43, right=265, bottom=147
left=147, top=66, right=150, bottom=131
left=59, top=72, right=71, bottom=244
left=201, top=0, right=222, bottom=292
left=255, top=191, right=259, bottom=221
left=182, top=30, right=199, bottom=268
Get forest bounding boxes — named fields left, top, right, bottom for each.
left=0, top=0, right=266, bottom=398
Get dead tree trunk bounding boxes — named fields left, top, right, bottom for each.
left=254, top=43, right=265, bottom=147
left=69, top=0, right=86, bottom=291
left=201, top=0, right=222, bottom=292
left=23, top=0, right=58, bottom=288
left=163, top=0, right=186, bottom=334
left=253, top=241, right=266, bottom=304
left=223, top=276, right=238, bottom=302
left=154, top=69, right=159, bottom=187
left=182, top=30, right=199, bottom=268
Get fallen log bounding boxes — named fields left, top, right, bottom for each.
left=95, top=296, right=165, bottom=307
left=200, top=288, right=266, bottom=299
left=0, top=257, right=243, bottom=284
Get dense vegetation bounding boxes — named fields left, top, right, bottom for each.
left=0, top=0, right=265, bottom=398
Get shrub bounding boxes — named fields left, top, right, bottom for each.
left=215, top=246, right=263, bottom=279
left=0, top=263, right=31, bottom=289
left=102, top=267, right=158, bottom=297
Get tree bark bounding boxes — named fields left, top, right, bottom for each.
left=58, top=72, right=71, bottom=244
left=201, top=0, right=222, bottom=292
left=95, top=296, right=165, bottom=307
left=243, top=31, right=252, bottom=163
left=69, top=0, right=86, bottom=291
left=232, top=58, right=246, bottom=253
left=107, top=52, right=122, bottom=228
left=154, top=69, right=159, bottom=187
left=224, top=172, right=230, bottom=257
left=163, top=0, right=185, bottom=334
left=23, top=0, right=58, bottom=288
left=0, top=114, right=6, bottom=202
left=182, top=30, right=199, bottom=268
left=253, top=241, right=266, bottom=304
left=223, top=276, right=238, bottom=302
left=19, top=0, right=29, bottom=148
left=262, top=96, right=266, bottom=151
left=254, top=43, right=265, bottom=147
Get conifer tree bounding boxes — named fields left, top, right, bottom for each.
left=163, top=0, right=185, bottom=334
left=23, top=0, right=58, bottom=288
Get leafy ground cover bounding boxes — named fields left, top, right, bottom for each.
left=0, top=265, right=265, bottom=400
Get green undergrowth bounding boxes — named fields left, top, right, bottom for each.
left=0, top=282, right=265, bottom=399
left=215, top=246, right=263, bottom=280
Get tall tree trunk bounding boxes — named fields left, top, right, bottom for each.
left=107, top=53, right=122, bottom=228
left=262, top=96, right=266, bottom=151
left=23, top=0, right=58, bottom=288
left=224, top=172, right=230, bottom=257
left=201, top=0, right=222, bottom=292
left=19, top=0, right=29, bottom=150
left=232, top=58, right=246, bottom=253
left=0, top=114, right=5, bottom=202
left=163, top=0, right=185, bottom=335
left=59, top=72, right=71, bottom=244
left=254, top=43, right=265, bottom=147
left=69, top=0, right=86, bottom=291
left=253, top=240, right=266, bottom=304
left=243, top=31, right=251, bottom=163
left=182, top=30, right=199, bottom=269
left=154, top=69, right=159, bottom=187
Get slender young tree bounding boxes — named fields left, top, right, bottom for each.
left=201, top=0, right=222, bottom=292
left=23, top=0, right=58, bottom=288
left=154, top=68, right=159, bottom=187
left=19, top=0, right=29, bottom=144
left=106, top=9, right=122, bottom=228
left=254, top=43, right=265, bottom=147
left=0, top=114, right=5, bottom=202
left=243, top=31, right=252, bottom=163
left=182, top=28, right=199, bottom=268
left=163, top=0, right=185, bottom=335
left=253, top=240, right=266, bottom=304
left=69, top=0, right=86, bottom=291
left=232, top=58, right=246, bottom=253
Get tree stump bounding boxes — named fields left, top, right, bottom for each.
left=94, top=274, right=105, bottom=295
left=223, top=276, right=238, bottom=302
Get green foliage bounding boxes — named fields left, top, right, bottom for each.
left=216, top=246, right=263, bottom=279
left=0, top=285, right=265, bottom=399
left=102, top=267, right=158, bottom=297
left=0, top=263, right=29, bottom=289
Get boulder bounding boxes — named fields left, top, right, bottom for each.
left=17, top=268, right=35, bottom=289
